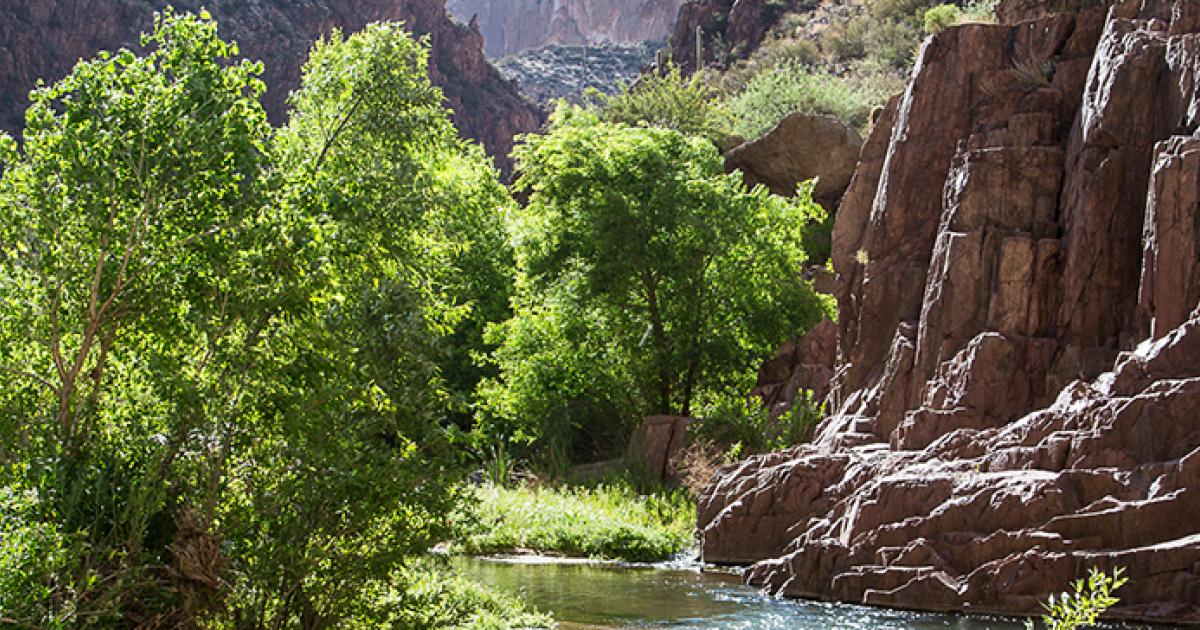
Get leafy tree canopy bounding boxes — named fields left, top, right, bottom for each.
left=0, top=13, right=514, bottom=627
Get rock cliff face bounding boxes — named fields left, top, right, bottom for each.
left=446, top=0, right=682, bottom=57
left=699, top=0, right=1200, bottom=623
left=671, top=0, right=807, bottom=71
left=0, top=0, right=541, bottom=170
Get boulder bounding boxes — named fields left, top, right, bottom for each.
left=724, top=112, right=863, bottom=209
left=627, top=415, right=693, bottom=483
left=699, top=0, right=1200, bottom=623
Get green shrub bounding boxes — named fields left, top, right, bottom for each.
left=961, top=0, right=1000, bottom=22
left=923, top=4, right=963, bottom=34
left=452, top=482, right=695, bottom=562
left=691, top=388, right=826, bottom=458
left=725, top=61, right=888, bottom=138
left=0, top=480, right=79, bottom=628
left=1025, top=567, right=1128, bottom=630
left=588, top=62, right=732, bottom=143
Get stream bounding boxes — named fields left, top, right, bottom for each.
left=454, top=556, right=1030, bottom=629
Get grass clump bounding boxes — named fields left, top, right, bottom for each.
left=378, top=562, right=553, bottom=629
left=454, top=482, right=695, bottom=563
left=724, top=62, right=890, bottom=138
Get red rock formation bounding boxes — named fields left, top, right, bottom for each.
left=0, top=0, right=542, bottom=171
left=670, top=0, right=808, bottom=72
left=698, top=0, right=1200, bottom=623
left=751, top=320, right=838, bottom=420
left=627, top=415, right=695, bottom=483
left=446, top=0, right=682, bottom=57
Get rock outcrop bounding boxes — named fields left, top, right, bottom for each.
left=751, top=320, right=838, bottom=421
left=724, top=112, right=863, bottom=210
left=446, top=0, right=681, bottom=57
left=627, top=415, right=694, bottom=483
left=0, top=0, right=542, bottom=171
left=698, top=0, right=1200, bottom=623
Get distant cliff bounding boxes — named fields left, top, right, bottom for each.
left=0, top=0, right=542, bottom=171
left=670, top=0, right=807, bottom=72
left=446, top=0, right=681, bottom=57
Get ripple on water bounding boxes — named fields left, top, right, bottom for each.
left=452, top=557, right=1031, bottom=630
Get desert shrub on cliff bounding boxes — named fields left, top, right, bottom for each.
left=587, top=62, right=733, bottom=144
left=0, top=12, right=522, bottom=627
left=725, top=61, right=888, bottom=138
left=924, top=4, right=963, bottom=33
left=477, top=107, right=831, bottom=466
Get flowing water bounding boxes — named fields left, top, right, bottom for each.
left=454, top=556, right=1029, bottom=629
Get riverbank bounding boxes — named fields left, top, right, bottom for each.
left=450, top=481, right=696, bottom=562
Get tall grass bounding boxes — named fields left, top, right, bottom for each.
left=453, top=482, right=695, bottom=563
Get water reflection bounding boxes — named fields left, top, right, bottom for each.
left=454, top=557, right=1028, bottom=629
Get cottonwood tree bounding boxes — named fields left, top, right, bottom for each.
left=478, top=107, right=831, bottom=465
left=0, top=13, right=513, bottom=627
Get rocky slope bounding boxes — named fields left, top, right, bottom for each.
left=495, top=41, right=660, bottom=104
left=0, top=0, right=541, bottom=171
left=447, top=0, right=681, bottom=57
left=699, top=0, right=1200, bottom=623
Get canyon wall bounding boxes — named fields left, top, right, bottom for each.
left=671, top=0, right=806, bottom=71
left=446, top=0, right=682, bottom=57
left=699, top=0, right=1200, bottom=623
left=0, top=0, right=541, bottom=170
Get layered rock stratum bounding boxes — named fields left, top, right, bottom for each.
left=699, top=0, right=1200, bottom=623
left=0, top=0, right=541, bottom=171
left=446, top=0, right=682, bottom=57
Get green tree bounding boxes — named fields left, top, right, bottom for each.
left=224, top=22, right=515, bottom=626
left=479, top=107, right=831, bottom=464
left=0, top=9, right=286, bottom=623
left=0, top=13, right=516, bottom=627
